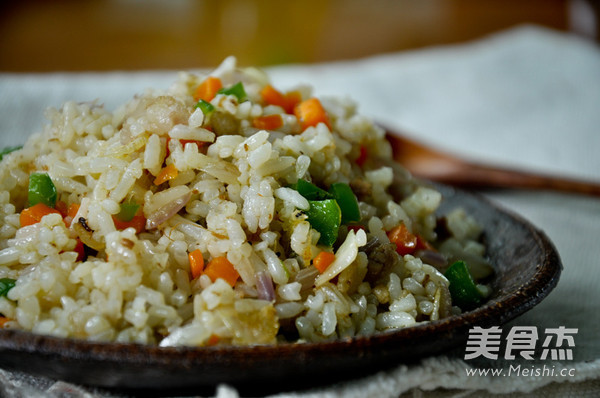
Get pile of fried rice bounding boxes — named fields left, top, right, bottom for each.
left=0, top=57, right=490, bottom=346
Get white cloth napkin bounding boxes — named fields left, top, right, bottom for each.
left=1, top=24, right=599, bottom=397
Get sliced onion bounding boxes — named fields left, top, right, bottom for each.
left=293, top=266, right=319, bottom=292
left=72, top=218, right=105, bottom=251
left=415, top=249, right=448, bottom=270
left=255, top=270, right=276, bottom=302
left=145, top=191, right=192, bottom=230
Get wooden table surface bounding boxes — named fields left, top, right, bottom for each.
left=0, top=0, right=597, bottom=72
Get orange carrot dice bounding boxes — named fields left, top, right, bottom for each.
left=252, top=114, right=283, bottom=130
left=387, top=223, right=418, bottom=256
left=313, top=251, right=336, bottom=273
left=188, top=249, right=205, bottom=279
left=204, top=256, right=239, bottom=287
left=154, top=164, right=179, bottom=185
left=194, top=76, right=222, bottom=102
left=294, top=97, right=331, bottom=131
left=20, top=203, right=61, bottom=227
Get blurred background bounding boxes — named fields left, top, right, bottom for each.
left=0, top=0, right=599, bottom=72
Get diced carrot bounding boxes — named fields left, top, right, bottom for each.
left=387, top=223, right=418, bottom=256
left=416, top=235, right=436, bottom=251
left=313, top=251, right=336, bottom=274
left=206, top=333, right=220, bottom=346
left=356, top=145, right=368, bottom=167
left=294, top=97, right=331, bottom=131
left=55, top=200, right=68, bottom=218
left=260, top=84, right=301, bottom=114
left=283, top=91, right=302, bottom=114
left=113, top=214, right=145, bottom=234
left=188, top=249, right=205, bottom=279
left=204, top=256, right=239, bottom=287
left=0, top=316, right=10, bottom=328
left=64, top=203, right=80, bottom=227
left=20, top=203, right=61, bottom=227
left=194, top=76, right=222, bottom=102
left=73, top=239, right=85, bottom=262
left=252, top=114, right=283, bottom=130
left=165, top=138, right=205, bottom=158
left=112, top=208, right=145, bottom=234
left=154, top=164, right=179, bottom=185
left=260, top=84, right=287, bottom=109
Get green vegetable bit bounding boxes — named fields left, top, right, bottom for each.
left=0, top=278, right=16, bottom=297
left=293, top=179, right=334, bottom=201
left=444, top=260, right=484, bottom=310
left=328, top=182, right=360, bottom=224
left=117, top=200, right=140, bottom=222
left=305, top=199, right=341, bottom=247
left=28, top=172, right=57, bottom=208
left=218, top=82, right=247, bottom=102
left=0, top=145, right=22, bottom=161
left=195, top=99, right=215, bottom=115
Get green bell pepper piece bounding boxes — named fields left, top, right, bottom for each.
left=329, top=182, right=360, bottom=224
left=218, top=82, right=247, bottom=102
left=444, top=260, right=484, bottom=310
left=293, top=179, right=333, bottom=201
left=305, top=199, right=341, bottom=246
left=0, top=145, right=22, bottom=161
left=195, top=99, right=215, bottom=115
left=116, top=200, right=140, bottom=222
left=0, top=278, right=16, bottom=297
left=28, top=173, right=57, bottom=208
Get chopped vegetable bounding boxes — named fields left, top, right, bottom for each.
left=356, top=145, right=368, bottom=167
left=64, top=203, right=80, bottom=228
left=313, top=251, right=336, bottom=273
left=206, top=334, right=220, bottom=346
left=444, top=260, right=485, bottom=310
left=188, top=249, right=205, bottom=279
left=328, top=183, right=360, bottom=224
left=145, top=190, right=191, bottom=230
left=218, top=82, right=247, bottom=102
left=0, top=316, right=10, bottom=328
left=204, top=256, right=239, bottom=286
left=0, top=278, right=16, bottom=297
left=252, top=114, right=283, bottom=130
left=113, top=210, right=146, bottom=234
left=294, top=97, right=331, bottom=131
left=260, top=84, right=287, bottom=109
left=73, top=239, right=86, bottom=262
left=28, top=173, right=57, bottom=208
left=116, top=200, right=140, bottom=222
left=292, top=180, right=358, bottom=246
left=20, top=203, right=61, bottom=227
left=260, top=85, right=301, bottom=114
left=195, top=99, right=216, bottom=116
left=416, top=234, right=435, bottom=251
left=284, top=91, right=302, bottom=114
left=293, top=179, right=333, bottom=201
left=55, top=200, right=68, bottom=218
left=0, top=145, right=22, bottom=161
left=154, top=164, right=179, bottom=185
left=387, top=223, right=418, bottom=256
left=194, top=76, right=222, bottom=102
left=305, top=199, right=341, bottom=246
left=73, top=217, right=105, bottom=251
left=256, top=270, right=276, bottom=301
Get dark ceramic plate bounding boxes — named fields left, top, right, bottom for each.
left=0, top=183, right=561, bottom=395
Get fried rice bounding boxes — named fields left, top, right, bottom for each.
left=0, top=57, right=491, bottom=346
